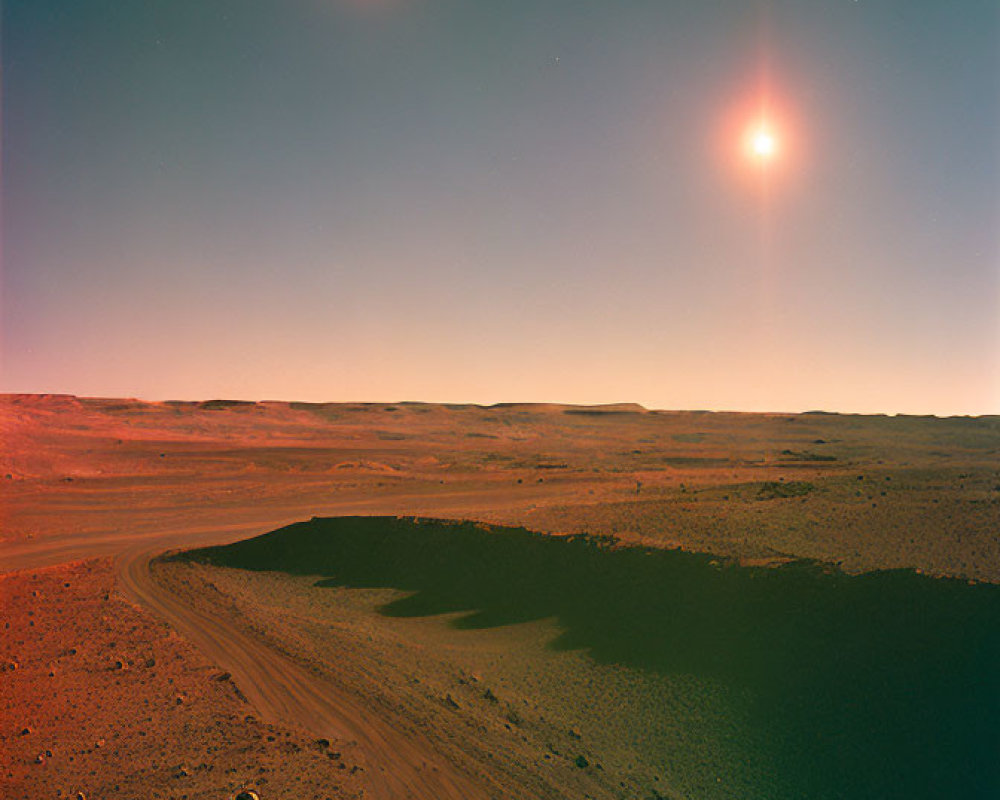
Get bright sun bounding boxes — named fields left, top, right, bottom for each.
left=752, top=130, right=776, bottom=157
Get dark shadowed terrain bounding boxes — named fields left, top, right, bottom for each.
left=178, top=516, right=1000, bottom=800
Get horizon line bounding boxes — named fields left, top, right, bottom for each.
left=2, top=392, right=996, bottom=420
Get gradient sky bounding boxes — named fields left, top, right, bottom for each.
left=3, top=0, right=999, bottom=414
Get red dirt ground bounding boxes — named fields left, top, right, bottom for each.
left=2, top=394, right=998, bottom=798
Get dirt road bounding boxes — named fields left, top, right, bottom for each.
left=116, top=543, right=492, bottom=800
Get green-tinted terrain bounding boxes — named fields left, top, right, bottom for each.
left=180, top=516, right=1000, bottom=800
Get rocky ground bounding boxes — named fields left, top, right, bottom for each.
left=2, top=394, right=998, bottom=799
left=1, top=558, right=367, bottom=800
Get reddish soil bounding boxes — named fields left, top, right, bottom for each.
left=2, top=394, right=998, bottom=798
left=1, top=558, right=368, bottom=800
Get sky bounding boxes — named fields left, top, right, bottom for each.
left=3, top=0, right=999, bottom=414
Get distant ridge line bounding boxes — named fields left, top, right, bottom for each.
left=1, top=394, right=996, bottom=420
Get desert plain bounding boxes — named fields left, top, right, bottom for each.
left=2, top=394, right=999, bottom=799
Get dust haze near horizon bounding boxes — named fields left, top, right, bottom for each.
left=3, top=0, right=999, bottom=415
